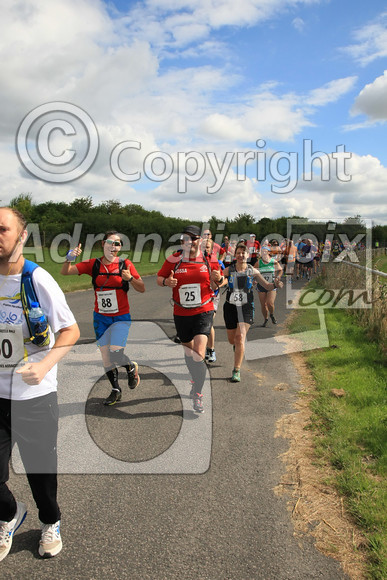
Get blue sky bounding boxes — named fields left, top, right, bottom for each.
left=1, top=0, right=387, bottom=223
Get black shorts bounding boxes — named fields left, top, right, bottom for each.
left=174, top=311, right=214, bottom=343
left=256, top=284, right=277, bottom=293
left=223, top=301, right=254, bottom=329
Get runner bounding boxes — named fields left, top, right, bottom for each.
left=269, top=239, right=282, bottom=261
left=204, top=238, right=225, bottom=363
left=245, top=233, right=260, bottom=266
left=157, top=225, right=221, bottom=413
left=286, top=239, right=297, bottom=276
left=312, top=239, right=320, bottom=274
left=212, top=242, right=283, bottom=382
left=202, top=228, right=225, bottom=261
left=0, top=207, right=79, bottom=560
left=222, top=237, right=236, bottom=267
left=302, top=238, right=314, bottom=280
left=256, top=244, right=283, bottom=326
left=294, top=238, right=306, bottom=279
left=61, top=231, right=145, bottom=405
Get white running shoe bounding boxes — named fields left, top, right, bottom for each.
left=207, top=349, right=217, bottom=363
left=39, top=520, right=62, bottom=558
left=0, top=501, right=27, bottom=561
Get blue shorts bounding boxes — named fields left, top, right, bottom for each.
left=93, top=312, right=131, bottom=347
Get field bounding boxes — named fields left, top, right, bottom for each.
left=24, top=248, right=165, bottom=292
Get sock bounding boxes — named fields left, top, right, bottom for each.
left=109, top=349, right=132, bottom=369
left=184, top=354, right=206, bottom=394
left=105, top=368, right=120, bottom=390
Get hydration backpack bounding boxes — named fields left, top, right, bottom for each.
left=21, top=259, right=50, bottom=347
left=91, top=258, right=129, bottom=292
left=227, top=263, right=254, bottom=292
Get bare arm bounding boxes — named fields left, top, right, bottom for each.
left=157, top=271, right=178, bottom=288
left=15, top=323, right=80, bottom=385
left=122, top=270, right=145, bottom=293
left=60, top=244, right=82, bottom=276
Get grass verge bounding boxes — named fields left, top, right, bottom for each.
left=288, top=305, right=387, bottom=579
left=24, top=249, right=164, bottom=292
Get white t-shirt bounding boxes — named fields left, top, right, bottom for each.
left=0, top=266, right=76, bottom=400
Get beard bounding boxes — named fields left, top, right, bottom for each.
left=0, top=243, right=23, bottom=265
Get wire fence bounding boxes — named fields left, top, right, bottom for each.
left=320, top=249, right=387, bottom=353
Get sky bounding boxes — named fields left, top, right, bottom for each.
left=1, top=0, right=387, bottom=225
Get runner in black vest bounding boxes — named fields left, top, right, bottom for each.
left=212, top=243, right=283, bottom=383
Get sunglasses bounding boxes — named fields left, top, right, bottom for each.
left=105, top=239, right=121, bottom=247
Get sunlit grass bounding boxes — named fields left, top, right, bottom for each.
left=289, top=307, right=387, bottom=579
left=24, top=248, right=164, bottom=293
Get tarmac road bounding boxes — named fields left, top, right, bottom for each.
left=5, top=275, right=348, bottom=579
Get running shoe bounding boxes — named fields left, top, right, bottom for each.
left=0, top=502, right=27, bottom=561
left=103, top=388, right=122, bottom=405
left=39, top=520, right=62, bottom=558
left=205, top=348, right=211, bottom=361
left=261, top=319, right=269, bottom=327
left=231, top=369, right=241, bottom=382
left=270, top=314, right=277, bottom=324
left=207, top=349, right=216, bottom=363
left=127, top=362, right=140, bottom=389
left=173, top=335, right=181, bottom=344
left=193, top=392, right=204, bottom=413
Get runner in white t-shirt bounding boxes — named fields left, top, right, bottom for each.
left=0, top=207, right=79, bottom=561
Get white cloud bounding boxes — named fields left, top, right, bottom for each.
left=292, top=17, right=305, bottom=33
left=351, top=71, right=387, bottom=121
left=342, top=11, right=387, bottom=66
left=293, top=152, right=387, bottom=221
left=200, top=77, right=358, bottom=143
left=121, top=0, right=322, bottom=49
left=1, top=0, right=386, bottom=225
left=307, top=77, right=358, bottom=107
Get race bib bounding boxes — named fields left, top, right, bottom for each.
left=262, top=272, right=274, bottom=283
left=230, top=291, right=248, bottom=306
left=0, top=324, right=25, bottom=371
left=178, top=284, right=202, bottom=308
left=96, top=289, right=119, bottom=314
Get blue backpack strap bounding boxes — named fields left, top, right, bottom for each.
left=21, top=259, right=39, bottom=312
left=21, top=259, right=50, bottom=346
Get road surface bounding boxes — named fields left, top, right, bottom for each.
left=6, top=276, right=347, bottom=579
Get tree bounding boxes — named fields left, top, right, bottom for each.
left=96, top=200, right=123, bottom=215
left=9, top=193, right=34, bottom=220
left=70, top=196, right=93, bottom=213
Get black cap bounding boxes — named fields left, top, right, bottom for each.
left=182, top=225, right=201, bottom=239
